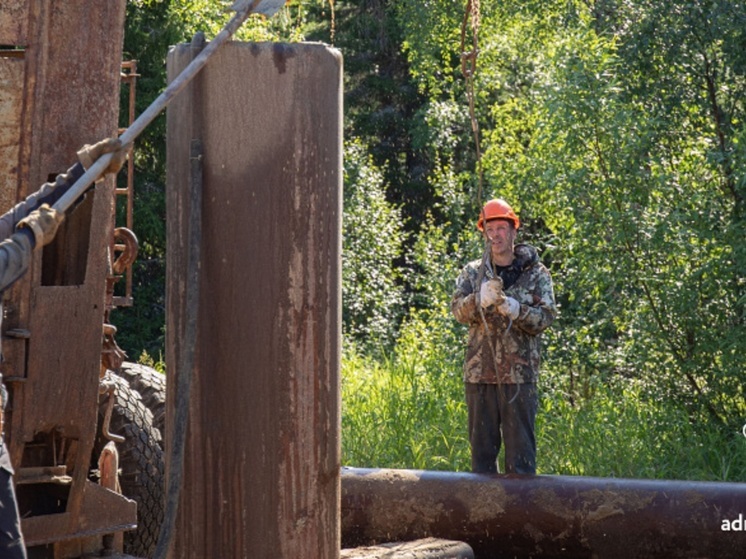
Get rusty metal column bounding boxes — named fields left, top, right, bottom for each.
left=166, top=42, right=342, bottom=558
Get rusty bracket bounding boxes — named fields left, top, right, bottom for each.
left=99, top=379, right=124, bottom=444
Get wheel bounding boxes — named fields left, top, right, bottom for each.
left=95, top=372, right=165, bottom=557
left=113, top=361, right=166, bottom=438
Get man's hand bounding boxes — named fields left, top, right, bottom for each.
left=77, top=137, right=129, bottom=175
left=479, top=279, right=505, bottom=308
left=17, top=204, right=64, bottom=248
left=496, top=296, right=521, bottom=320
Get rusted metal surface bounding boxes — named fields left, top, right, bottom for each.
left=0, top=53, right=25, bottom=213
left=98, top=441, right=121, bottom=492
left=0, top=0, right=28, bottom=44
left=341, top=467, right=746, bottom=558
left=104, top=226, right=139, bottom=367
left=21, top=480, right=137, bottom=546
left=114, top=61, right=140, bottom=308
left=29, top=1, right=127, bottom=190
left=1, top=0, right=135, bottom=555
left=99, top=440, right=126, bottom=553
left=166, top=41, right=342, bottom=558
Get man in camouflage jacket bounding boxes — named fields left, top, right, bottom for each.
left=451, top=199, right=556, bottom=474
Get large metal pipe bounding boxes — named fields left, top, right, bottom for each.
left=341, top=467, right=746, bottom=558
left=166, top=42, right=342, bottom=558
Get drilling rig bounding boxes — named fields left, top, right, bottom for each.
left=1, top=2, right=164, bottom=557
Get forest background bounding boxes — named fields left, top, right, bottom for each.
left=113, top=0, right=745, bottom=480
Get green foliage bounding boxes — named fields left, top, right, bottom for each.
left=136, top=350, right=167, bottom=374
left=523, top=0, right=746, bottom=426
left=170, top=0, right=310, bottom=41
left=315, top=1, right=434, bottom=225
left=538, top=371, right=746, bottom=481
left=340, top=0, right=746, bottom=478
left=342, top=312, right=746, bottom=481
left=342, top=309, right=470, bottom=471
left=395, top=0, right=462, bottom=98
left=120, top=1, right=746, bottom=479
left=343, top=140, right=406, bottom=348
left=110, top=0, right=182, bottom=357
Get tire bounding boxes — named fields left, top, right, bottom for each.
left=114, top=361, right=167, bottom=438
left=95, top=372, right=165, bottom=557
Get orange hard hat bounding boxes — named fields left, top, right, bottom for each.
left=477, top=198, right=520, bottom=230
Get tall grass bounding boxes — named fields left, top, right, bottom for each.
left=342, top=312, right=746, bottom=481
left=537, top=378, right=746, bottom=480
left=341, top=333, right=470, bottom=471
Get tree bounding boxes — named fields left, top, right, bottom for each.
left=342, top=140, right=406, bottom=348
left=522, top=0, right=746, bottom=426
left=117, top=1, right=746, bottom=432
left=391, top=0, right=746, bottom=427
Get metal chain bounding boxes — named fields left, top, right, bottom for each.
left=460, top=1, right=519, bottom=419
left=460, top=0, right=484, bottom=211
left=460, top=0, right=493, bottom=338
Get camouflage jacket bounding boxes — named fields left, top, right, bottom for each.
left=451, top=244, right=557, bottom=384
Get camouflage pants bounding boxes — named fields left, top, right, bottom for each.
left=466, top=382, right=537, bottom=474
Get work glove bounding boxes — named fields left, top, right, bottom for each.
left=17, top=204, right=64, bottom=248
left=496, top=296, right=521, bottom=320
left=479, top=279, right=505, bottom=309
left=77, top=137, right=129, bottom=175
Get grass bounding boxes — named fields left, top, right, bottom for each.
left=537, top=379, right=746, bottom=480
left=341, top=316, right=746, bottom=482
left=144, top=313, right=746, bottom=482
left=341, top=341, right=470, bottom=471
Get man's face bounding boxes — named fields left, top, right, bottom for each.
left=484, top=219, right=515, bottom=259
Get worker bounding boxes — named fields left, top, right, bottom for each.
left=0, top=138, right=127, bottom=558
left=451, top=198, right=557, bottom=474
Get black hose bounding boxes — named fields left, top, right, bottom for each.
left=152, top=126, right=204, bottom=559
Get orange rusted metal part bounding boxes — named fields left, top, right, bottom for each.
left=98, top=440, right=126, bottom=553
left=341, top=467, right=746, bottom=559
left=111, top=227, right=139, bottom=275
left=98, top=441, right=121, bottom=493
left=102, top=227, right=138, bottom=373
left=114, top=61, right=139, bottom=308
left=1, top=0, right=136, bottom=555
left=105, top=227, right=139, bottom=320
left=99, top=380, right=125, bottom=444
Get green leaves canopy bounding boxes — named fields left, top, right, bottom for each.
left=119, top=1, right=746, bottom=430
